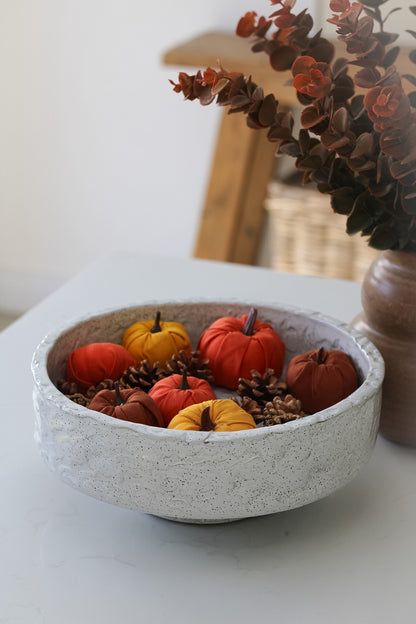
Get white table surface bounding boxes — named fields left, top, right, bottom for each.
left=1, top=251, right=415, bottom=624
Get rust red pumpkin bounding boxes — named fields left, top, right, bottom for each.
left=148, top=371, right=216, bottom=426
left=197, top=308, right=285, bottom=389
left=66, top=342, right=136, bottom=391
left=284, top=347, right=359, bottom=414
left=88, top=382, right=164, bottom=426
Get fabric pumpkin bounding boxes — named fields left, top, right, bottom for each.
left=285, top=347, right=359, bottom=414
left=88, top=382, right=164, bottom=426
left=168, top=399, right=257, bottom=432
left=122, top=311, right=191, bottom=367
left=66, top=342, right=136, bottom=391
left=149, top=372, right=216, bottom=426
left=197, top=308, right=285, bottom=390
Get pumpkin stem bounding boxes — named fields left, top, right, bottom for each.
left=179, top=370, right=191, bottom=390
left=317, top=347, right=326, bottom=365
left=150, top=311, right=162, bottom=334
left=200, top=405, right=215, bottom=431
left=241, top=307, right=257, bottom=336
left=114, top=381, right=125, bottom=406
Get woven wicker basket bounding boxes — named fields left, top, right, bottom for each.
left=257, top=182, right=378, bottom=282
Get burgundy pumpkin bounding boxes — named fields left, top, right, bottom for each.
left=88, top=382, right=164, bottom=426
left=285, top=347, right=359, bottom=414
left=197, top=308, right=285, bottom=390
left=66, top=342, right=136, bottom=391
left=148, top=371, right=216, bottom=426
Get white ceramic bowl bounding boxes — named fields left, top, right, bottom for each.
left=32, top=301, right=384, bottom=523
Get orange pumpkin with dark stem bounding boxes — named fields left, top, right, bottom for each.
left=148, top=371, right=216, bottom=426
left=168, top=399, right=257, bottom=432
left=66, top=342, right=136, bottom=391
left=122, top=311, right=191, bottom=367
left=88, top=381, right=164, bottom=426
left=285, top=347, right=359, bottom=414
left=197, top=308, right=285, bottom=390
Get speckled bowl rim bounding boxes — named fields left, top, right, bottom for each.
left=31, top=298, right=385, bottom=443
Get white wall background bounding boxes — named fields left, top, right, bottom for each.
left=0, top=0, right=318, bottom=314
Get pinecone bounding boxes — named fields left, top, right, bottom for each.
left=56, top=379, right=80, bottom=395
left=163, top=350, right=215, bottom=384
left=119, top=360, right=167, bottom=392
left=57, top=379, right=90, bottom=406
left=65, top=392, right=89, bottom=407
left=232, top=396, right=264, bottom=423
left=237, top=369, right=288, bottom=406
left=263, top=394, right=305, bottom=427
left=85, top=379, right=116, bottom=402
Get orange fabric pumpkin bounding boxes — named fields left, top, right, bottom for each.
left=149, top=372, right=216, bottom=426
left=168, top=399, right=257, bottom=432
left=88, top=382, right=164, bottom=426
left=197, top=308, right=285, bottom=390
left=285, top=347, right=359, bottom=414
left=66, top=342, right=136, bottom=391
left=122, top=311, right=191, bottom=367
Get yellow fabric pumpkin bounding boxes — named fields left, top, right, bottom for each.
left=122, top=311, right=191, bottom=366
left=168, top=399, right=256, bottom=432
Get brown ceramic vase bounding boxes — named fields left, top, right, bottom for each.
left=352, top=250, right=416, bottom=446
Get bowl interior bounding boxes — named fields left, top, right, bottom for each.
left=45, top=301, right=371, bottom=393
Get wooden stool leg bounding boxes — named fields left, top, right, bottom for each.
left=193, top=110, right=277, bottom=265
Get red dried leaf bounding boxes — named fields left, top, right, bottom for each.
left=278, top=141, right=302, bottom=157
left=297, top=154, right=323, bottom=169
left=211, top=77, right=230, bottom=96
left=380, top=127, right=412, bottom=159
left=365, top=84, right=406, bottom=122
left=197, top=85, right=217, bottom=106
left=369, top=223, right=401, bottom=249
left=267, top=124, right=294, bottom=142
left=349, top=132, right=374, bottom=158
left=353, top=15, right=374, bottom=39
left=200, top=68, right=220, bottom=87
left=329, top=186, right=356, bottom=215
left=258, top=93, right=278, bottom=126
left=374, top=31, right=399, bottom=46
left=236, top=12, right=257, bottom=37
left=292, top=57, right=332, bottom=98
left=354, top=67, right=381, bottom=88
left=332, top=57, right=349, bottom=77
left=306, top=39, right=335, bottom=64
left=346, top=192, right=376, bottom=234
left=252, top=85, right=265, bottom=101
left=291, top=55, right=316, bottom=77
left=381, top=46, right=400, bottom=69
left=390, top=159, right=416, bottom=182
left=321, top=131, right=352, bottom=150
left=401, top=194, right=416, bottom=215
left=332, top=76, right=355, bottom=103
left=254, top=17, right=273, bottom=38
left=273, top=12, right=297, bottom=29
left=329, top=0, right=350, bottom=12
left=270, top=45, right=298, bottom=71
left=300, top=106, right=328, bottom=129
left=230, top=94, right=252, bottom=109
left=332, top=107, right=349, bottom=133
left=169, top=79, right=183, bottom=94
left=347, top=157, right=376, bottom=172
